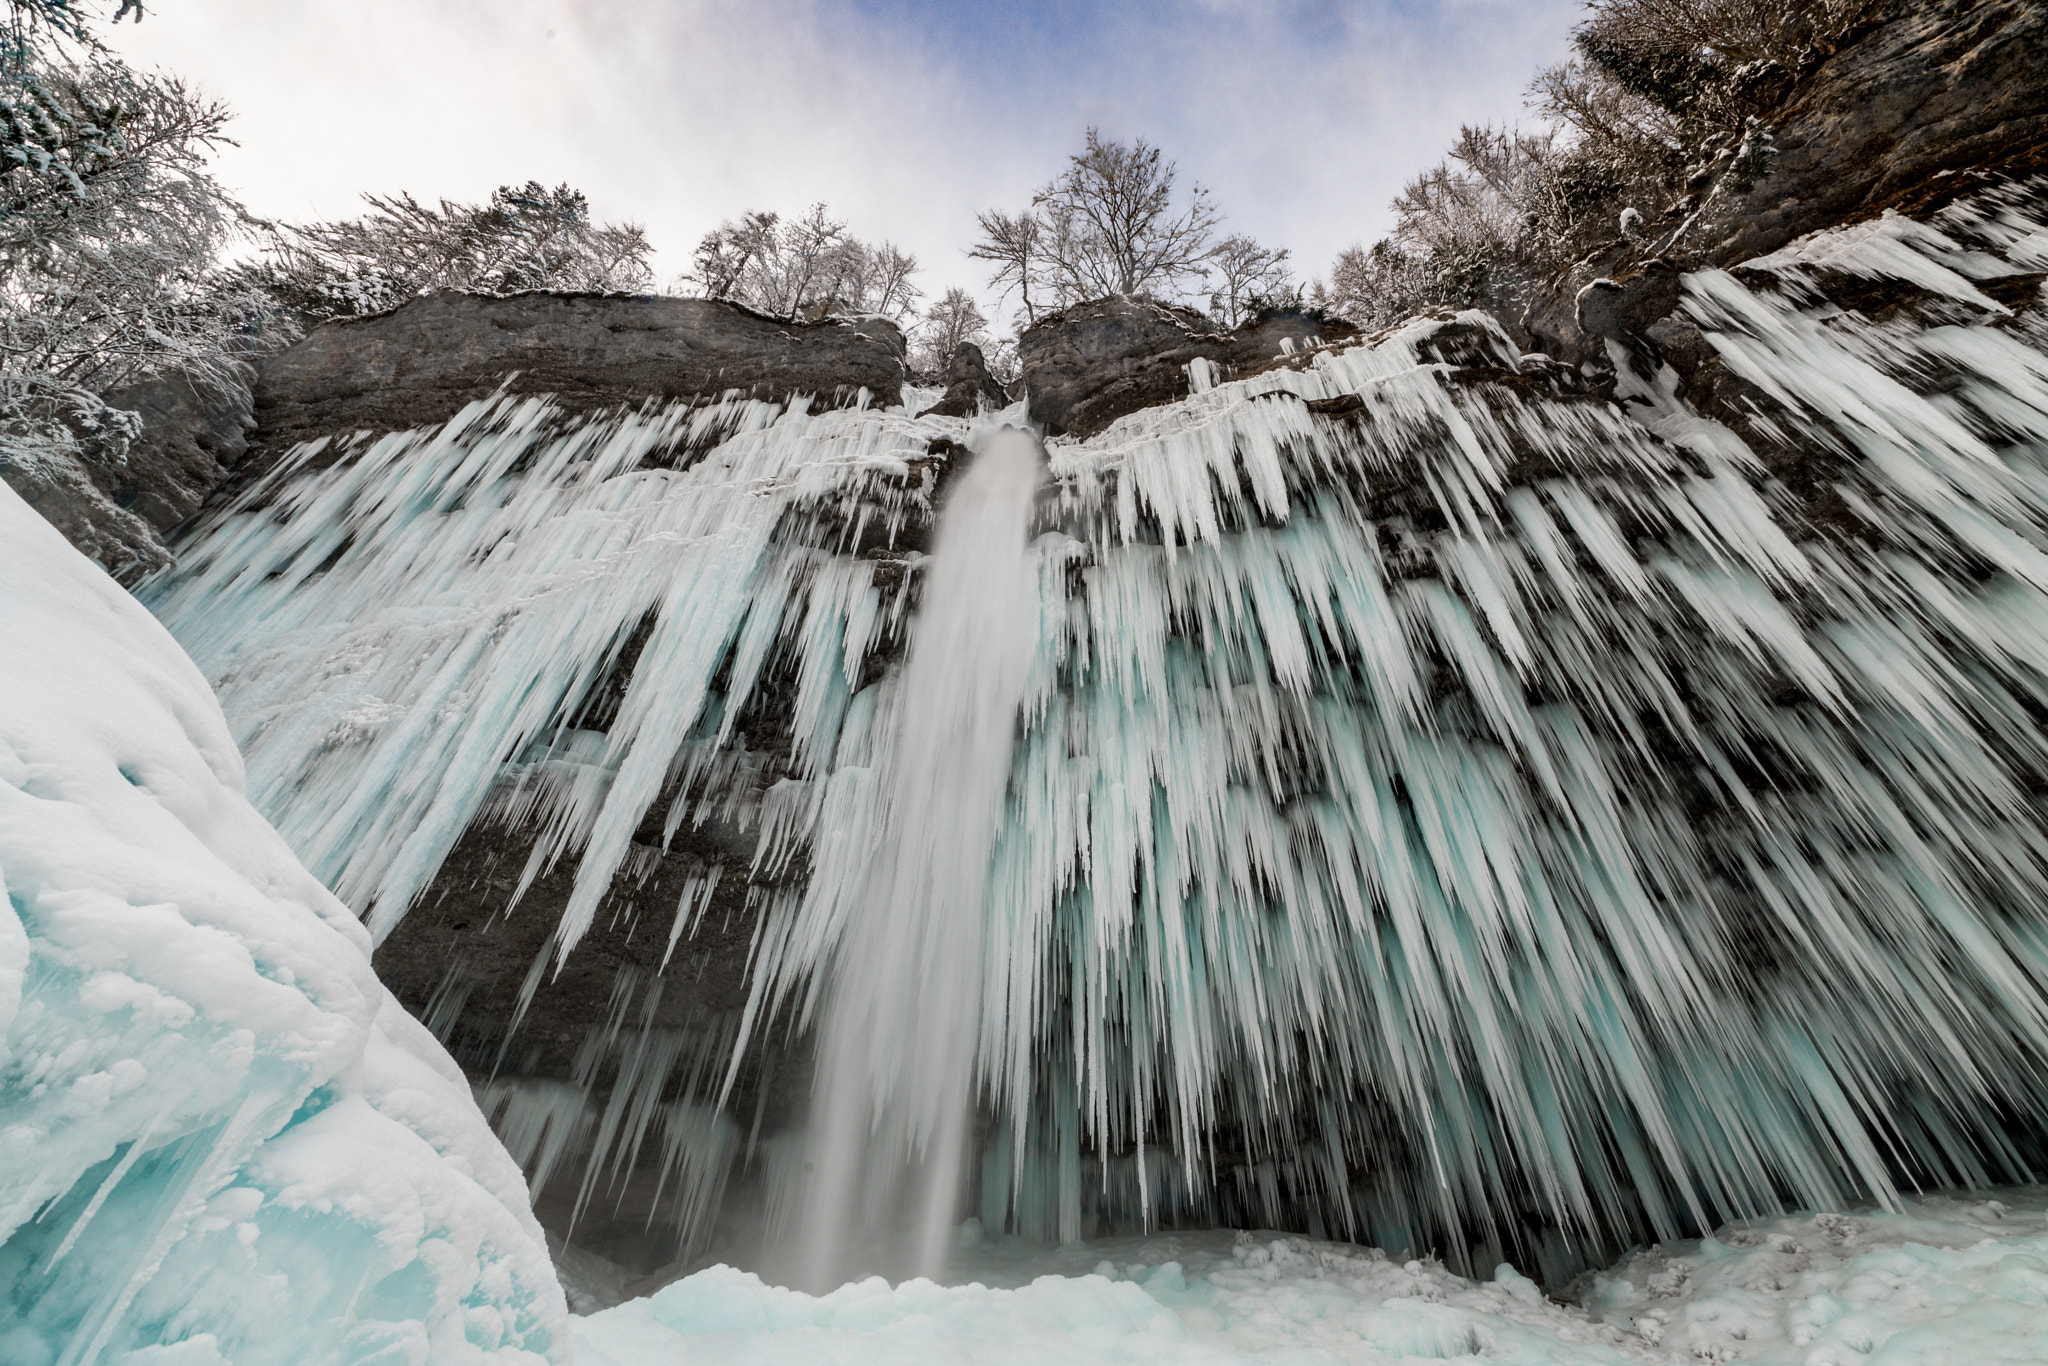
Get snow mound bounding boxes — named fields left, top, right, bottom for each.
left=1578, top=1189, right=2048, bottom=1364
left=573, top=1231, right=1625, bottom=1365
left=0, top=482, right=566, bottom=1363
left=575, top=1193, right=2048, bottom=1365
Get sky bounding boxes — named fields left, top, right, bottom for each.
left=107, top=0, right=1585, bottom=325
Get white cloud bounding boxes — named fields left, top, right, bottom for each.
left=109, top=0, right=1581, bottom=324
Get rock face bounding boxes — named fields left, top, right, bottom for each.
left=1525, top=0, right=2048, bottom=368
left=916, top=341, right=1011, bottom=418
left=1703, top=0, right=2048, bottom=264
left=1019, top=299, right=1358, bottom=438
left=251, top=291, right=908, bottom=462
left=0, top=369, right=254, bottom=583
left=9, top=292, right=913, bottom=573
left=100, top=369, right=257, bottom=529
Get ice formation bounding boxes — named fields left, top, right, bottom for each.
left=0, top=484, right=566, bottom=1362
left=144, top=179, right=2048, bottom=1273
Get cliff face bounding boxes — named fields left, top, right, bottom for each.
left=1704, top=0, right=2048, bottom=264
left=249, top=292, right=909, bottom=464
left=2, top=293, right=909, bottom=578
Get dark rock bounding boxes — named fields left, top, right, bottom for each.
left=1019, top=297, right=1357, bottom=438
left=1575, top=259, right=1684, bottom=343
left=1575, top=259, right=1686, bottom=383
left=98, top=369, right=256, bottom=532
left=916, top=341, right=1011, bottom=418
left=1408, top=314, right=1527, bottom=371
left=1704, top=0, right=2048, bottom=263
left=249, top=291, right=908, bottom=468
left=1, top=367, right=255, bottom=581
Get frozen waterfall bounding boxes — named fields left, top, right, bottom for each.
left=142, top=177, right=2048, bottom=1280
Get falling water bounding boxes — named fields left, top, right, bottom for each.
left=796, top=426, right=1046, bottom=1290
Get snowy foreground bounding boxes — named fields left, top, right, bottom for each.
left=571, top=1191, right=2048, bottom=1366
left=0, top=483, right=564, bottom=1361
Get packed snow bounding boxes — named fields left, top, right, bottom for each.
left=0, top=483, right=566, bottom=1362
left=568, top=1189, right=2048, bottom=1365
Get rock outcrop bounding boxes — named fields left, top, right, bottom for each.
left=915, top=341, right=1011, bottom=418
left=100, top=369, right=258, bottom=530
left=1019, top=299, right=1358, bottom=438
left=1703, top=0, right=2048, bottom=264
left=250, top=291, right=908, bottom=464
left=0, top=369, right=254, bottom=583
left=1526, top=0, right=2048, bottom=373
left=8, top=292, right=914, bottom=574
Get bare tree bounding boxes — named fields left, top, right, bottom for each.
left=1207, top=234, right=1294, bottom=328
left=911, top=286, right=989, bottom=375
left=969, top=129, right=1224, bottom=316
left=966, top=210, right=1042, bottom=323
left=1035, top=129, right=1221, bottom=300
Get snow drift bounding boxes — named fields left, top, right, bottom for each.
left=0, top=484, right=566, bottom=1363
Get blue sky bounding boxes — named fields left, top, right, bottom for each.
left=111, top=0, right=1584, bottom=324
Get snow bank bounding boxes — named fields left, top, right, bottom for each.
left=1578, top=1189, right=2048, bottom=1363
left=0, top=482, right=565, bottom=1363
left=571, top=1232, right=1618, bottom=1366
left=574, top=1191, right=2048, bottom=1365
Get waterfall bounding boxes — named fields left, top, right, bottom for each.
left=795, top=427, right=1045, bottom=1288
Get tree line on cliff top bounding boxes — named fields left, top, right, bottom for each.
left=0, top=0, right=1885, bottom=493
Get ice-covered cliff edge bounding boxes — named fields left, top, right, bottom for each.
left=0, top=484, right=566, bottom=1363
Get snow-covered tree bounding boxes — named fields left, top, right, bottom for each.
left=0, top=56, right=258, bottom=479
left=234, top=182, right=655, bottom=324
left=683, top=204, right=921, bottom=323
left=1579, top=0, right=1875, bottom=69
left=3, top=0, right=143, bottom=66
left=1315, top=0, right=1871, bottom=338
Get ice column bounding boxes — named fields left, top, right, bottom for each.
left=798, top=427, right=1044, bottom=1290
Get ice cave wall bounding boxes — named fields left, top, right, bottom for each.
left=138, top=172, right=2048, bottom=1280
left=0, top=485, right=566, bottom=1363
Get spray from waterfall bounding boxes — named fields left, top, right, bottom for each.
left=795, top=426, right=1045, bottom=1291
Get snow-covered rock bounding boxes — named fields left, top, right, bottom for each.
left=0, top=481, right=565, bottom=1363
